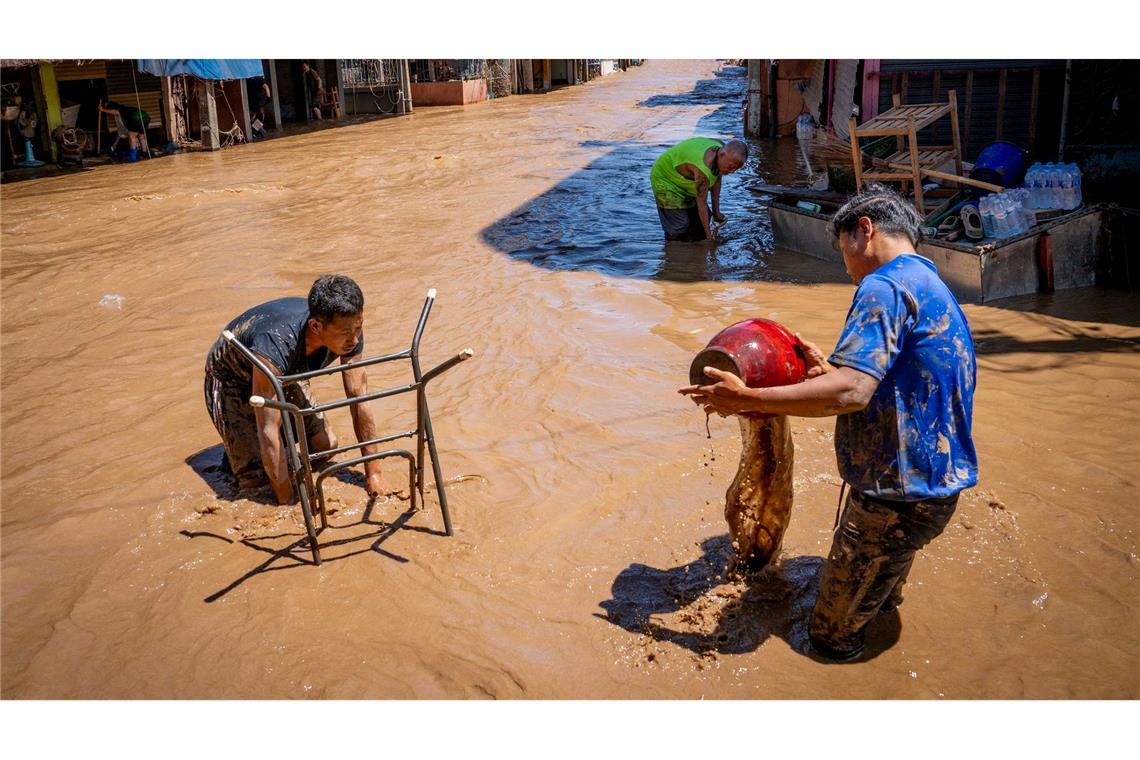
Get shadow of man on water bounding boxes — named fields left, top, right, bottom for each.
left=597, top=535, right=901, bottom=662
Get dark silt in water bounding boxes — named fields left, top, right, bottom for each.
left=481, top=66, right=830, bottom=283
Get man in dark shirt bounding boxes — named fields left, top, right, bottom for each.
left=204, top=275, right=398, bottom=504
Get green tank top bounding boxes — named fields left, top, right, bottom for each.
left=650, top=137, right=724, bottom=209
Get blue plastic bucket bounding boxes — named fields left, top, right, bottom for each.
left=970, top=141, right=1028, bottom=189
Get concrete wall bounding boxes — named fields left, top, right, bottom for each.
left=410, top=79, right=487, bottom=107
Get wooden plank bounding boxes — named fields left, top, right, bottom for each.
left=1028, top=68, right=1041, bottom=149
left=747, top=183, right=847, bottom=202
left=996, top=69, right=1007, bottom=140
left=949, top=90, right=962, bottom=177
left=884, top=150, right=954, bottom=169
left=932, top=71, right=941, bottom=104
left=919, top=167, right=1003, bottom=193
left=908, top=116, right=924, bottom=213
left=849, top=116, right=864, bottom=191
left=964, top=71, right=973, bottom=150
left=901, top=72, right=908, bottom=104
left=892, top=93, right=904, bottom=155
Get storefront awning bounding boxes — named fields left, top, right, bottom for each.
left=136, top=59, right=264, bottom=80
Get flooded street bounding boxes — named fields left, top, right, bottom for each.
left=2, top=59, right=1138, bottom=699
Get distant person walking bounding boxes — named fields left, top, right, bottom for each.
left=650, top=137, right=748, bottom=241
left=301, top=61, right=323, bottom=121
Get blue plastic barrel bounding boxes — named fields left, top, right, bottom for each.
left=970, top=141, right=1029, bottom=189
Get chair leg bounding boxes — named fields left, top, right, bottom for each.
left=423, top=412, right=454, bottom=536
left=407, top=457, right=417, bottom=512
left=297, top=484, right=322, bottom=565
left=416, top=393, right=427, bottom=508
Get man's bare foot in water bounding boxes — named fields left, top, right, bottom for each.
left=366, top=472, right=410, bottom=502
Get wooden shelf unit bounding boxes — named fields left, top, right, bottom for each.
left=848, top=91, right=972, bottom=214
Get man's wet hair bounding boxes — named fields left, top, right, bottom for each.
left=829, top=184, right=924, bottom=246
left=308, top=275, right=364, bottom=323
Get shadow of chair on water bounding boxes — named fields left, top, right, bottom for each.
left=185, top=444, right=379, bottom=505
left=596, top=534, right=901, bottom=662
left=182, top=445, right=443, bottom=603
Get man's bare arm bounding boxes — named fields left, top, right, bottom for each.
left=340, top=356, right=389, bottom=496
left=680, top=365, right=880, bottom=418
left=691, top=172, right=712, bottom=238
left=251, top=359, right=294, bottom=504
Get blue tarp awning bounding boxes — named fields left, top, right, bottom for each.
left=137, top=59, right=265, bottom=80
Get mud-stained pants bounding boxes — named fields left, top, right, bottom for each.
left=809, top=488, right=959, bottom=657
left=203, top=369, right=328, bottom=488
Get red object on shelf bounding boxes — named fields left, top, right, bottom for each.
left=689, top=318, right=808, bottom=416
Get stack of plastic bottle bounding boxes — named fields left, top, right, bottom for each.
left=978, top=190, right=1034, bottom=239
left=1024, top=162, right=1083, bottom=210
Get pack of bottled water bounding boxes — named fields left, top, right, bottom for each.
left=978, top=189, right=1036, bottom=239
left=1024, top=162, right=1083, bottom=210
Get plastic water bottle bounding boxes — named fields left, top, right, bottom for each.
left=1062, top=163, right=1082, bottom=210
left=979, top=196, right=995, bottom=238
left=993, top=194, right=1011, bottom=237
left=1028, top=164, right=1044, bottom=208
left=1009, top=192, right=1027, bottom=235
left=1007, top=194, right=1025, bottom=235
left=1019, top=188, right=1036, bottom=229
left=1045, top=163, right=1061, bottom=209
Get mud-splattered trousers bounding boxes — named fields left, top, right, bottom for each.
left=203, top=368, right=327, bottom=487
left=809, top=487, right=958, bottom=657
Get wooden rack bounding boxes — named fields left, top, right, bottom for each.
left=849, top=90, right=1001, bottom=214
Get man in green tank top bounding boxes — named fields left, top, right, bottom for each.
left=650, top=137, right=749, bottom=241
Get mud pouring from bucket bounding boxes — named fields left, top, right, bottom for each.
left=690, top=319, right=807, bottom=569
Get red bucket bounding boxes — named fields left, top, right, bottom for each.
left=689, top=318, right=807, bottom=413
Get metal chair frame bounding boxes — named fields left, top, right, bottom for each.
left=220, top=288, right=473, bottom=565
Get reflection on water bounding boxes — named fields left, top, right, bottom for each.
left=481, top=66, right=820, bottom=282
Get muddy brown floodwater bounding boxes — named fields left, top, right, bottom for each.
left=2, top=60, right=1138, bottom=699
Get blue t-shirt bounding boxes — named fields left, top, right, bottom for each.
left=829, top=254, right=978, bottom=500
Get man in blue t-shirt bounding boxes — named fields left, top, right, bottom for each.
left=681, top=185, right=978, bottom=662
